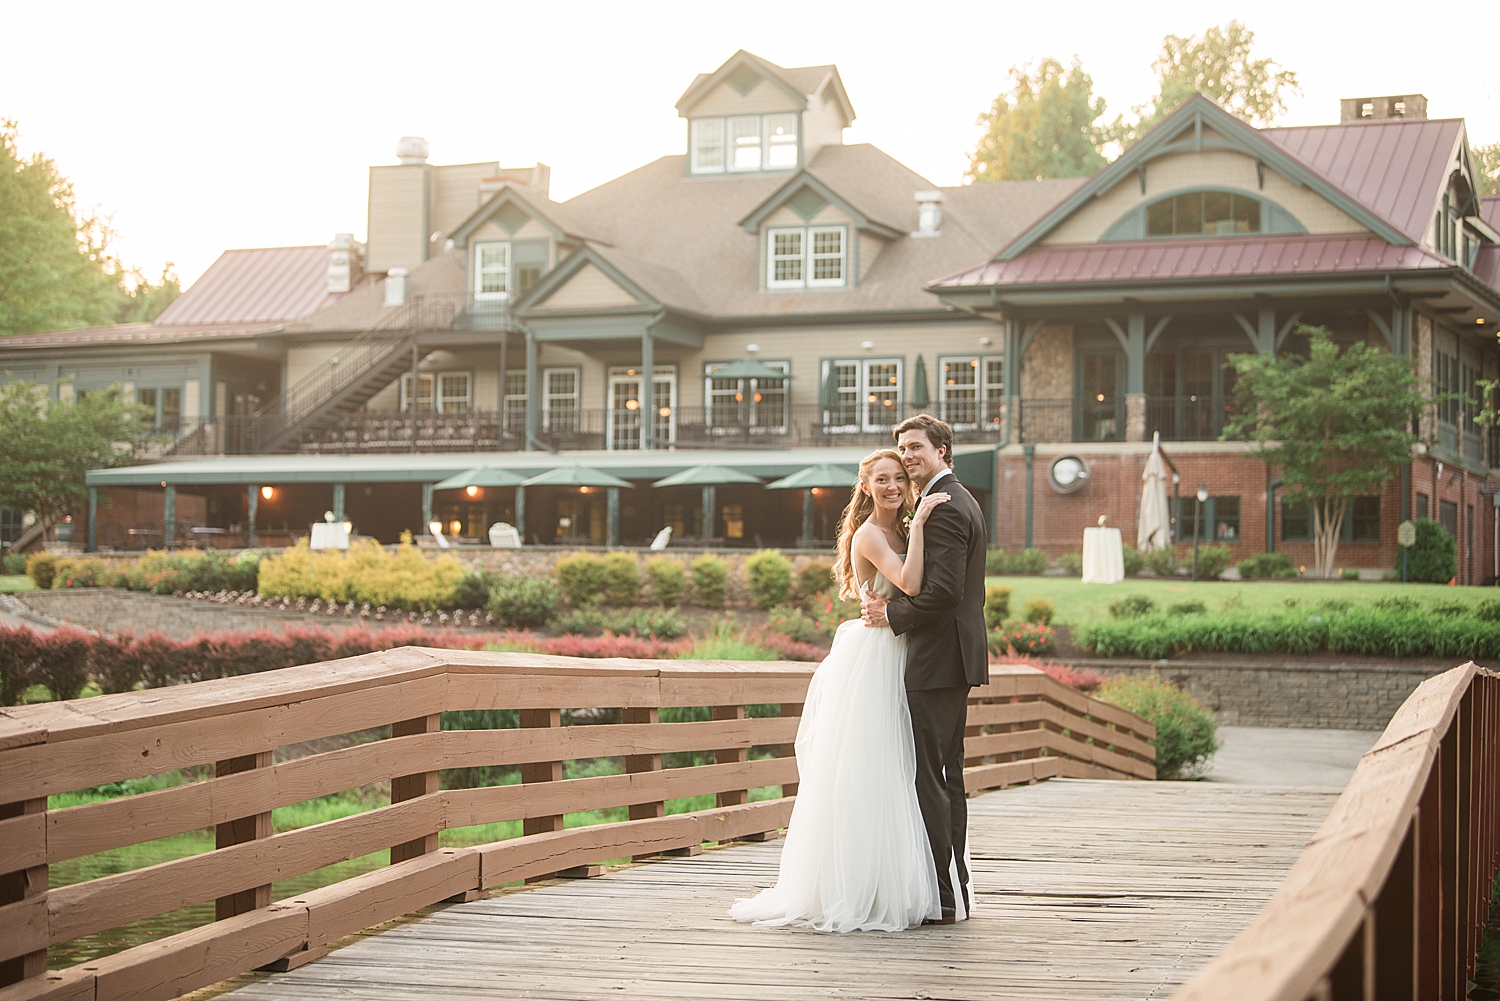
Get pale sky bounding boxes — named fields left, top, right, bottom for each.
left=4, top=0, right=1497, bottom=288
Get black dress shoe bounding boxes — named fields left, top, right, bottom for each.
left=922, top=914, right=957, bottom=925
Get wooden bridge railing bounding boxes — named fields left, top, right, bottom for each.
left=1175, top=662, right=1500, bottom=1001
left=0, top=648, right=1154, bottom=1001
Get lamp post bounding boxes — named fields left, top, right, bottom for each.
left=1192, top=483, right=1208, bottom=582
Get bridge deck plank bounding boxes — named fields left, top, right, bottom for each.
left=202, top=779, right=1337, bottom=1001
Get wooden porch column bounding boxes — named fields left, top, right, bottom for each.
left=421, top=483, right=435, bottom=538
left=247, top=485, right=259, bottom=547
left=640, top=331, right=655, bottom=451
left=163, top=484, right=176, bottom=549
left=214, top=751, right=272, bottom=919
left=331, top=483, right=345, bottom=523
left=524, top=329, right=539, bottom=451
left=713, top=705, right=747, bottom=808
left=0, top=796, right=47, bottom=987
left=515, top=486, right=527, bottom=544
left=607, top=487, right=620, bottom=547
left=87, top=487, right=97, bottom=552
left=702, top=485, right=716, bottom=540
left=391, top=714, right=441, bottom=863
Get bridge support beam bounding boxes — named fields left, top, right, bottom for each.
left=0, top=795, right=47, bottom=987
left=391, top=714, right=441, bottom=864
left=713, top=705, right=747, bottom=808
left=520, top=709, right=564, bottom=837
left=779, top=702, right=802, bottom=797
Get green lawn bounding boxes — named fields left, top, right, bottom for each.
left=988, top=575, right=1495, bottom=627
left=0, top=574, right=34, bottom=593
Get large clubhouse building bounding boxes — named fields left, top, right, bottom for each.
left=4, top=53, right=1498, bottom=579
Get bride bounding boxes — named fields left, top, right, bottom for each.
left=729, top=449, right=950, bottom=932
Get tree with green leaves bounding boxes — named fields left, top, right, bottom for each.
left=1222, top=327, right=1426, bottom=578
left=1474, top=142, right=1500, bottom=197
left=965, top=58, right=1110, bottom=182
left=1120, top=21, right=1300, bottom=144
left=0, top=120, right=179, bottom=336
left=0, top=380, right=151, bottom=537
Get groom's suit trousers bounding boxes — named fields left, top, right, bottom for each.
left=907, top=685, right=971, bottom=917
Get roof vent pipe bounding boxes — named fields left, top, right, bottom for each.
left=384, top=268, right=409, bottom=307
left=396, top=136, right=430, bottom=165
left=326, top=233, right=359, bottom=293
left=912, top=190, right=943, bottom=238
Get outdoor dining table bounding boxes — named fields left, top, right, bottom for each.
left=1081, top=526, right=1125, bottom=584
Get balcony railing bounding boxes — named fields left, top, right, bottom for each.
left=1146, top=396, right=1239, bottom=442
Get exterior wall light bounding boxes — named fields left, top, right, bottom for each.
left=428, top=521, right=444, bottom=536
left=450, top=520, right=462, bottom=536
left=260, top=486, right=275, bottom=501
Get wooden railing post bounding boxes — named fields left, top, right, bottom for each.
left=520, top=709, right=563, bottom=836
left=214, top=752, right=272, bottom=919
left=1418, top=755, right=1442, bottom=998
left=622, top=707, right=663, bottom=821
left=779, top=702, right=802, bottom=797
left=1373, top=818, right=1418, bottom=995
left=391, top=714, right=441, bottom=864
left=0, top=796, right=47, bottom=987
left=713, top=705, right=747, bottom=808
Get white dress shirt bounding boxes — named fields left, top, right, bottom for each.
left=920, top=468, right=954, bottom=498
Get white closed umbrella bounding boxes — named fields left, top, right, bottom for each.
left=1137, top=434, right=1171, bottom=553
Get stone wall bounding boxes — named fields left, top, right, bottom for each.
left=1092, top=659, right=1440, bottom=731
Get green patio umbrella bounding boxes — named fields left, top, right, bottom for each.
left=910, top=354, right=931, bottom=408
left=766, top=464, right=858, bottom=544
left=711, top=359, right=791, bottom=381
left=653, top=465, right=761, bottom=541
left=651, top=465, right=762, bottom=488
left=432, top=466, right=526, bottom=491
left=520, top=466, right=634, bottom=489
left=521, top=466, right=634, bottom=547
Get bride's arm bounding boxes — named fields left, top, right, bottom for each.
left=852, top=493, right=949, bottom=597
left=892, top=492, right=949, bottom=595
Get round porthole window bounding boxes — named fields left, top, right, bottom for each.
left=1048, top=454, right=1090, bottom=494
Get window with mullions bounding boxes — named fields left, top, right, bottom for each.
left=1282, top=497, right=1380, bottom=542
left=705, top=360, right=788, bottom=430
left=689, top=113, right=798, bottom=175
left=767, top=227, right=845, bottom=288
left=938, top=356, right=1004, bottom=428
left=1175, top=496, right=1240, bottom=542
left=474, top=240, right=548, bottom=300
left=824, top=358, right=903, bottom=432
left=1146, top=190, right=1262, bottom=237
left=544, top=368, right=579, bottom=430
left=503, top=371, right=526, bottom=432
left=401, top=372, right=470, bottom=414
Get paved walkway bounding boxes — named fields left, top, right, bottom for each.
left=1203, top=726, right=1380, bottom=787
left=217, top=779, right=1338, bottom=1001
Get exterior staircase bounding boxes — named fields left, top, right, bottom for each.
left=249, top=295, right=478, bottom=454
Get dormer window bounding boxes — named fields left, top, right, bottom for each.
left=691, top=113, right=798, bottom=175
left=767, top=226, right=845, bottom=289
left=476, top=243, right=510, bottom=299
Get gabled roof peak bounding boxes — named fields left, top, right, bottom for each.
left=676, top=50, right=854, bottom=124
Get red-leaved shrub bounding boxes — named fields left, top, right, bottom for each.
left=991, top=654, right=1107, bottom=693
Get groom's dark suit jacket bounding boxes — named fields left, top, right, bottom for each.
left=887, top=469, right=990, bottom=690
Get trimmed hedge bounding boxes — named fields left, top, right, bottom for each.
left=690, top=554, right=729, bottom=607
left=744, top=549, right=794, bottom=609
left=1097, top=674, right=1219, bottom=780
left=1077, top=607, right=1500, bottom=661
left=258, top=538, right=464, bottom=611
left=644, top=557, right=685, bottom=606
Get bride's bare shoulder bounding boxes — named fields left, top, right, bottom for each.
left=852, top=521, right=892, bottom=554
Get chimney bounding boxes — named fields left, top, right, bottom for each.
left=911, top=190, right=944, bottom=238
left=384, top=267, right=408, bottom=307
left=1340, top=94, right=1427, bottom=123
left=395, top=136, right=430, bottom=164
left=326, top=233, right=362, bottom=293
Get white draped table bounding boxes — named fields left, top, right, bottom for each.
left=1081, top=526, right=1125, bottom=584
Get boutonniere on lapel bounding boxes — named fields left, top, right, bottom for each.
left=902, top=511, right=914, bottom=533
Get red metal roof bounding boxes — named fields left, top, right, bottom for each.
left=1481, top=197, right=1500, bottom=231
left=931, top=233, right=1454, bottom=289
left=0, top=321, right=283, bottom=349
left=1261, top=119, right=1462, bottom=245
left=153, top=245, right=345, bottom=326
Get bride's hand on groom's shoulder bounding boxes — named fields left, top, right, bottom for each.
left=910, top=491, right=950, bottom=529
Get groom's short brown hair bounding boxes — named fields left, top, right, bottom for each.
left=893, top=413, right=954, bottom=467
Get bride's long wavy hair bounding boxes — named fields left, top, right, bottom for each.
left=832, top=449, right=913, bottom=600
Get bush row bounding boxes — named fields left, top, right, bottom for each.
left=1077, top=607, right=1500, bottom=661
left=27, top=550, right=262, bottom=594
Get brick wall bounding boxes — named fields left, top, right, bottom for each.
left=992, top=441, right=1488, bottom=575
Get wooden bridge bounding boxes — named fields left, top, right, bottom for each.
left=1, top=650, right=1496, bottom=1001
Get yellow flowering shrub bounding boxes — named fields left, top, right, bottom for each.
left=257, top=534, right=467, bottom=611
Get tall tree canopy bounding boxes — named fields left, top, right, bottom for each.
left=965, top=58, right=1109, bottom=182
left=1124, top=20, right=1299, bottom=142
left=967, top=22, right=1299, bottom=182
left=0, top=120, right=179, bottom=337
left=1221, top=327, right=1426, bottom=579
left=0, top=380, right=151, bottom=534
left=1475, top=142, right=1500, bottom=197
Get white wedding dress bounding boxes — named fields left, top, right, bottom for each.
left=728, top=567, right=942, bottom=932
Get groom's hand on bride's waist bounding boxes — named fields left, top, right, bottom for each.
left=860, top=589, right=889, bottom=627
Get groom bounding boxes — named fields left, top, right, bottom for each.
left=861, top=414, right=989, bottom=923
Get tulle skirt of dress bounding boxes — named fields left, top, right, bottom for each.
left=728, top=618, right=941, bottom=933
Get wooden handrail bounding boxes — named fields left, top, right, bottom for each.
left=0, top=648, right=1154, bottom=1001
left=1173, top=662, right=1500, bottom=1001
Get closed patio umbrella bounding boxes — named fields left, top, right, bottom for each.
left=766, top=464, right=858, bottom=544
left=1137, top=435, right=1171, bottom=553
left=910, top=355, right=931, bottom=408
left=653, top=465, right=761, bottom=541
